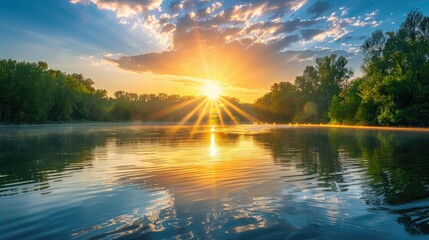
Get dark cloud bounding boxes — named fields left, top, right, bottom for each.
left=307, top=0, right=332, bottom=18
left=300, top=28, right=325, bottom=40
left=161, top=23, right=175, bottom=34
left=270, top=35, right=301, bottom=50
left=274, top=19, right=322, bottom=35
left=168, top=0, right=211, bottom=12
left=196, top=7, right=210, bottom=18
left=335, top=35, right=354, bottom=42
left=334, top=35, right=368, bottom=43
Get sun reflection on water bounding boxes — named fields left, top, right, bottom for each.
left=2, top=125, right=428, bottom=239
left=210, top=133, right=217, bottom=158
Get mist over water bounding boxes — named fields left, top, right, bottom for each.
left=0, top=124, right=429, bottom=239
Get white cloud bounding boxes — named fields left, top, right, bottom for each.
left=365, top=10, right=379, bottom=21
left=70, top=0, right=162, bottom=17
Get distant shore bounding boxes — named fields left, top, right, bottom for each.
left=284, top=123, right=429, bottom=132
left=1, top=121, right=428, bottom=133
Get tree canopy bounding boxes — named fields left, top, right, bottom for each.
left=332, top=10, right=429, bottom=126
left=254, top=54, right=353, bottom=123
left=255, top=10, right=429, bottom=127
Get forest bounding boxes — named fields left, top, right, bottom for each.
left=0, top=11, right=428, bottom=126
left=254, top=11, right=429, bottom=126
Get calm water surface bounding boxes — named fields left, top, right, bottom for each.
left=0, top=123, right=429, bottom=239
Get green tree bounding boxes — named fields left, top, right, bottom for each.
left=48, top=70, right=82, bottom=122
left=252, top=54, right=353, bottom=123
left=294, top=66, right=320, bottom=122
left=328, top=78, right=363, bottom=124
left=0, top=59, right=54, bottom=123
left=360, top=10, right=429, bottom=126
left=315, top=54, right=353, bottom=121
left=270, top=82, right=298, bottom=122
left=295, top=66, right=319, bottom=97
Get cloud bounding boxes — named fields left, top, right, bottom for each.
left=241, top=0, right=308, bottom=18
left=110, top=23, right=355, bottom=88
left=309, top=12, right=358, bottom=42
left=168, top=0, right=214, bottom=13
left=270, top=35, right=301, bottom=50
left=307, top=0, right=332, bottom=18
left=70, top=0, right=162, bottom=17
left=109, top=34, right=293, bottom=88
left=300, top=28, right=326, bottom=40
left=365, top=10, right=379, bottom=21
left=274, top=19, right=322, bottom=35
left=70, top=0, right=361, bottom=91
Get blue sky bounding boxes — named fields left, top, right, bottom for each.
left=0, top=0, right=428, bottom=101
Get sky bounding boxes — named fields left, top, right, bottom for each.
left=0, top=0, right=428, bottom=102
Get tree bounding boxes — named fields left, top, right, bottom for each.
left=328, top=78, right=363, bottom=124
left=270, top=82, right=298, bottom=122
left=295, top=66, right=319, bottom=97
left=252, top=54, right=353, bottom=123
left=0, top=59, right=55, bottom=123
left=359, top=10, right=429, bottom=126
left=315, top=54, right=353, bottom=121
left=294, top=66, right=320, bottom=122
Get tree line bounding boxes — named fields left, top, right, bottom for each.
left=0, top=59, right=250, bottom=123
left=254, top=10, right=429, bottom=126
left=0, top=11, right=428, bottom=126
left=0, top=59, right=206, bottom=123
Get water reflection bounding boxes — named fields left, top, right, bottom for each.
left=210, top=133, right=217, bottom=158
left=0, top=124, right=428, bottom=239
left=254, top=127, right=429, bottom=235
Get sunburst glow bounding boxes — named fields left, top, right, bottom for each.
left=148, top=84, right=258, bottom=135
left=202, top=82, right=222, bottom=100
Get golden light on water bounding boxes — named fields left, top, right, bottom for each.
left=209, top=133, right=217, bottom=157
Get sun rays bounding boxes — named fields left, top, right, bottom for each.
left=145, top=78, right=258, bottom=130
left=143, top=28, right=258, bottom=130
left=189, top=96, right=257, bottom=127
left=148, top=94, right=258, bottom=134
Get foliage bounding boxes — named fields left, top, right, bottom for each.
left=254, top=54, right=353, bottom=123
left=255, top=11, right=429, bottom=126
left=0, top=59, right=204, bottom=123
left=355, top=10, right=429, bottom=126
left=328, top=78, right=363, bottom=124
left=270, top=82, right=298, bottom=122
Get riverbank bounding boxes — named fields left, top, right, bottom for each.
left=1, top=121, right=429, bottom=133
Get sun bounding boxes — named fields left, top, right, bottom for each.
left=202, top=81, right=222, bottom=100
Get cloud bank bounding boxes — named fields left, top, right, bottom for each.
left=71, top=0, right=381, bottom=88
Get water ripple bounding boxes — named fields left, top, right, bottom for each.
left=0, top=124, right=428, bottom=239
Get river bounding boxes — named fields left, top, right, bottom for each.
left=0, top=123, right=428, bottom=239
